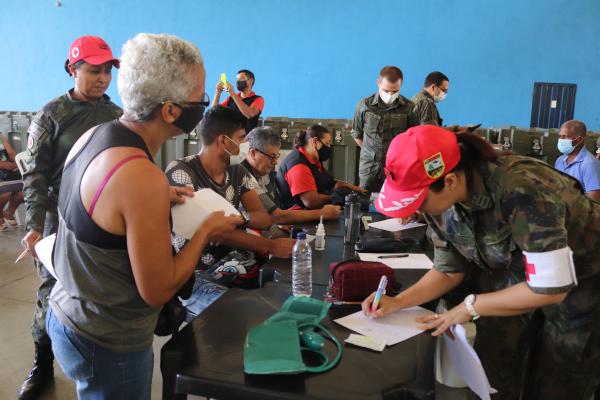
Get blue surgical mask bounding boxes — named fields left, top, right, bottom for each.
left=557, top=138, right=576, bottom=155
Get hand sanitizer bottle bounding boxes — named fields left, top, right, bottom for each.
left=315, top=216, right=326, bottom=251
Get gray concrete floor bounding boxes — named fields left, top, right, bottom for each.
left=1, top=224, right=466, bottom=400
left=0, top=225, right=168, bottom=400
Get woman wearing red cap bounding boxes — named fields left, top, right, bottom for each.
left=362, top=125, right=600, bottom=399
left=17, top=36, right=122, bottom=399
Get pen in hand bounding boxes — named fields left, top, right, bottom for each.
left=370, top=275, right=388, bottom=314
left=377, top=254, right=408, bottom=259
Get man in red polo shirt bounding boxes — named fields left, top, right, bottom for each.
left=213, top=69, right=264, bottom=133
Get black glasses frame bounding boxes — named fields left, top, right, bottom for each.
left=162, top=92, right=210, bottom=108
left=255, top=147, right=280, bottom=162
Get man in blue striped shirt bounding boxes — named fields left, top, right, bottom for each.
left=554, top=120, right=600, bottom=202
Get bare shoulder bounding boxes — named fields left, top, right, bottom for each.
left=118, top=158, right=169, bottom=195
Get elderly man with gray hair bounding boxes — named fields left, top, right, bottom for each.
left=241, top=126, right=341, bottom=228
left=45, top=33, right=241, bottom=399
left=554, top=119, right=600, bottom=202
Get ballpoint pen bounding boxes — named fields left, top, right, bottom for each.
left=377, top=254, right=408, bottom=259
left=370, top=275, right=388, bottom=313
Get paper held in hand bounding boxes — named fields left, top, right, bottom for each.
left=35, top=233, right=58, bottom=280
left=171, top=189, right=240, bottom=240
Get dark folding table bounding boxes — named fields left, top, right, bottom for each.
left=161, top=284, right=436, bottom=400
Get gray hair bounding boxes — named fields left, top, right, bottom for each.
left=246, top=126, right=281, bottom=152
left=118, top=33, right=204, bottom=120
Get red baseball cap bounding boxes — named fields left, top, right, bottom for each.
left=68, top=36, right=119, bottom=67
left=375, top=125, right=461, bottom=218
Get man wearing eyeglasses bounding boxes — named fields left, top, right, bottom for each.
left=351, top=66, right=419, bottom=193
left=166, top=107, right=296, bottom=318
left=411, top=71, right=449, bottom=126
left=242, top=127, right=340, bottom=228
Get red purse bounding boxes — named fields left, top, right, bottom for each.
left=327, top=259, right=395, bottom=302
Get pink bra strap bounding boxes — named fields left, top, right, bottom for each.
left=88, top=155, right=148, bottom=217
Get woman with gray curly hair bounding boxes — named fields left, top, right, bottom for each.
left=46, top=33, right=242, bottom=399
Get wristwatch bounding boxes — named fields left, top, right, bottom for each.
left=464, top=294, right=480, bottom=320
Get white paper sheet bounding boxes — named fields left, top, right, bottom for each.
left=171, top=189, right=240, bottom=240
left=358, top=252, right=433, bottom=270
left=368, top=219, right=426, bottom=232
left=334, top=306, right=434, bottom=346
left=35, top=233, right=58, bottom=280
left=443, top=324, right=497, bottom=399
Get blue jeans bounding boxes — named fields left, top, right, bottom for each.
left=179, top=272, right=227, bottom=322
left=46, top=308, right=154, bottom=400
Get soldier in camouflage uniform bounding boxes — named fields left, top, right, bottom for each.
left=351, top=66, right=419, bottom=192
left=411, top=71, right=449, bottom=126
left=18, top=36, right=121, bottom=400
left=363, top=125, right=600, bottom=400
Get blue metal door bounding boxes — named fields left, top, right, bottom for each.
left=530, top=82, right=577, bottom=128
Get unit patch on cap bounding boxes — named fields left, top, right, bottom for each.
left=424, top=152, right=445, bottom=179
left=71, top=47, right=80, bottom=59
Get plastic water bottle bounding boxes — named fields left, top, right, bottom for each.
left=292, top=232, right=312, bottom=297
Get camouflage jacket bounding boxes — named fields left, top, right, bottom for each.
left=411, top=90, right=442, bottom=126
left=22, top=90, right=122, bottom=232
left=425, top=155, right=600, bottom=332
left=351, top=93, right=419, bottom=191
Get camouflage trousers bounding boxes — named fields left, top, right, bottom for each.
left=31, top=209, right=58, bottom=345
left=449, top=268, right=600, bottom=399
left=473, top=313, right=600, bottom=400
left=358, top=161, right=385, bottom=193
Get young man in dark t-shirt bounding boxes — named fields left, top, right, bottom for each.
left=166, top=106, right=294, bottom=319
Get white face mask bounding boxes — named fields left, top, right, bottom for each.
left=224, top=137, right=250, bottom=165
left=435, top=91, right=447, bottom=103
left=379, top=89, right=400, bottom=104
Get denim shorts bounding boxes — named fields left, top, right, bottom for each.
left=46, top=308, right=154, bottom=400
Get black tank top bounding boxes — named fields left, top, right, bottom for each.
left=225, top=94, right=261, bottom=133
left=58, top=120, right=153, bottom=249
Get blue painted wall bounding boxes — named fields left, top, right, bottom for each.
left=1, top=0, right=599, bottom=129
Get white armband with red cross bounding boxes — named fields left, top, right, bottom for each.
left=523, top=247, right=578, bottom=290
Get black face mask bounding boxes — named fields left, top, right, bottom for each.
left=172, top=103, right=205, bottom=134
left=317, top=140, right=332, bottom=162
left=236, top=80, right=248, bottom=91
